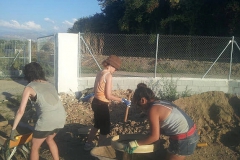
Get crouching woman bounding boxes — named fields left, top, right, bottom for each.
left=125, top=83, right=199, bottom=160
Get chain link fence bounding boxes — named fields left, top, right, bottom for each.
left=1, top=34, right=239, bottom=80
left=36, top=35, right=55, bottom=84
left=0, top=39, right=31, bottom=78
left=80, top=33, right=240, bottom=79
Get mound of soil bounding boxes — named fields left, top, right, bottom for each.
left=174, top=91, right=240, bottom=159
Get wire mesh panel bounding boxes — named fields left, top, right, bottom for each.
left=80, top=33, right=157, bottom=77
left=0, top=39, right=30, bottom=78
left=157, top=35, right=236, bottom=79
left=37, top=35, right=55, bottom=84
left=79, top=34, right=240, bottom=79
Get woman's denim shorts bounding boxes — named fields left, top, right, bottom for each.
left=168, top=130, right=199, bottom=156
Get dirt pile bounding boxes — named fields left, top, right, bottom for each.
left=57, top=90, right=240, bottom=159
left=174, top=91, right=240, bottom=144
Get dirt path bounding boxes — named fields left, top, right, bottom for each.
left=0, top=79, right=27, bottom=100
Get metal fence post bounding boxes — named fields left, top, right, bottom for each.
left=154, top=34, right=159, bottom=78
left=228, top=36, right=234, bottom=80
left=54, top=33, right=57, bottom=86
left=28, top=39, right=31, bottom=63
left=78, top=32, right=81, bottom=78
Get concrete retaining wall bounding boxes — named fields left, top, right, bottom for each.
left=78, top=77, right=240, bottom=95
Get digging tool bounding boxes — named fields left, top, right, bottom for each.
left=123, top=90, right=133, bottom=130
left=124, top=92, right=133, bottom=122
left=124, top=105, right=130, bottom=123
left=123, top=106, right=130, bottom=131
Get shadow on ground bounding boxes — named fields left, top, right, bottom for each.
left=39, top=123, right=96, bottom=160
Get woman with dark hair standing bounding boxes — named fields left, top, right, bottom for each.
left=10, top=62, right=66, bottom=160
left=125, top=83, right=198, bottom=160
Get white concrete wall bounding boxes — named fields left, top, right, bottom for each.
left=78, top=77, right=240, bottom=95
left=55, top=33, right=78, bottom=93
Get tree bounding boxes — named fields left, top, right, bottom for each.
left=101, top=0, right=125, bottom=33
left=225, top=1, right=240, bottom=36
left=119, top=0, right=162, bottom=33
left=160, top=0, right=231, bottom=36
left=68, top=13, right=106, bottom=33
left=68, top=0, right=240, bottom=37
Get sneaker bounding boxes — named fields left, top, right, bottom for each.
left=84, top=142, right=95, bottom=151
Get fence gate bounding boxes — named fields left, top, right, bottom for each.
left=0, top=39, right=31, bottom=78
left=36, top=35, right=55, bottom=85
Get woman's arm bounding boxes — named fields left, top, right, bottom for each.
left=137, top=105, right=160, bottom=145
left=104, top=73, right=122, bottom=102
left=12, top=86, right=35, bottom=130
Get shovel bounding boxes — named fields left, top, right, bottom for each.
left=123, top=90, right=133, bottom=130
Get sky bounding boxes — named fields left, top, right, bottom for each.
left=0, top=0, right=102, bottom=40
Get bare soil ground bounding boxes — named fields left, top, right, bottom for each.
left=1, top=79, right=240, bottom=160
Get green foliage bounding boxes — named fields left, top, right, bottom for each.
left=12, top=60, right=24, bottom=70
left=159, top=78, right=178, bottom=101
left=41, top=63, right=54, bottom=77
left=71, top=0, right=240, bottom=37
left=180, top=86, right=192, bottom=98
left=146, top=78, right=192, bottom=101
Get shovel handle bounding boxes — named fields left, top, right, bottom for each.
left=124, top=91, right=133, bottom=122
left=124, top=107, right=129, bottom=122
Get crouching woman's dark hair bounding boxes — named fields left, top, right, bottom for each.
left=133, top=84, right=156, bottom=104
left=23, top=62, right=46, bottom=83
